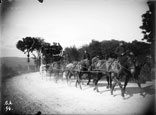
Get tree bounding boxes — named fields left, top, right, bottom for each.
left=140, top=1, right=155, bottom=75
left=32, top=38, right=45, bottom=68
left=140, top=1, right=155, bottom=43
left=16, top=37, right=36, bottom=71
left=64, top=46, right=80, bottom=62
left=100, top=40, right=120, bottom=59
left=41, top=42, right=63, bottom=64
left=88, top=40, right=102, bottom=58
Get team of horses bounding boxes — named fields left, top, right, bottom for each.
left=40, top=54, right=144, bottom=97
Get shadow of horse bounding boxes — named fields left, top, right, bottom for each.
left=123, top=84, right=155, bottom=99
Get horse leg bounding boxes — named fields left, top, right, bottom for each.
left=113, top=76, right=124, bottom=97
left=134, top=74, right=141, bottom=89
left=50, top=69, right=53, bottom=80
left=66, top=71, right=69, bottom=84
left=56, top=71, right=59, bottom=83
left=106, top=72, right=112, bottom=89
left=67, top=71, right=71, bottom=85
left=79, top=72, right=82, bottom=89
left=134, top=74, right=144, bottom=96
left=111, top=82, right=117, bottom=95
left=61, top=71, right=64, bottom=81
left=136, top=79, right=141, bottom=89
left=49, top=70, right=51, bottom=80
left=123, top=74, right=130, bottom=93
left=109, top=74, right=112, bottom=89
left=87, top=78, right=90, bottom=85
left=110, top=73, right=116, bottom=95
left=75, top=72, right=82, bottom=89
left=57, top=70, right=60, bottom=83
left=65, top=71, right=68, bottom=83
left=93, top=73, right=98, bottom=91
left=106, top=75, right=110, bottom=89
left=55, top=71, right=58, bottom=83
left=94, top=80, right=99, bottom=92
left=75, top=74, right=78, bottom=88
left=87, top=73, right=91, bottom=85
left=94, top=72, right=102, bottom=92
left=69, top=73, right=73, bottom=86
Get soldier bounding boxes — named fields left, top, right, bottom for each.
left=115, top=42, right=125, bottom=58
left=115, top=42, right=127, bottom=66
left=83, top=50, right=91, bottom=68
left=83, top=50, right=90, bottom=60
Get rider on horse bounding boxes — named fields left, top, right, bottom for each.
left=83, top=50, right=90, bottom=60
left=83, top=50, right=92, bottom=69
left=115, top=42, right=128, bottom=67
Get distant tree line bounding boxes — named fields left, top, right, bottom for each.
left=64, top=39, right=150, bottom=63
left=16, top=37, right=151, bottom=80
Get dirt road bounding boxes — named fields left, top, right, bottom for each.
left=1, top=72, right=155, bottom=115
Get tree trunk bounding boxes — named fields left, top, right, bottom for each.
left=27, top=62, right=30, bottom=72
left=27, top=51, right=30, bottom=72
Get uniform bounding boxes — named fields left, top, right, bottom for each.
left=115, top=43, right=127, bottom=67
left=83, top=51, right=91, bottom=67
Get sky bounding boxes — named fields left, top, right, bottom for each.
left=1, top=0, right=149, bottom=57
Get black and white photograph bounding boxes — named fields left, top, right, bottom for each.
left=1, top=0, right=155, bottom=115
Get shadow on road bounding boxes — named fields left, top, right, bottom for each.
left=124, top=84, right=155, bottom=99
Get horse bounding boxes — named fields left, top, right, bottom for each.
left=109, top=54, right=144, bottom=97
left=89, top=58, right=119, bottom=93
left=48, top=61, right=66, bottom=82
left=75, top=59, right=93, bottom=89
left=65, top=61, right=78, bottom=85
left=73, top=56, right=112, bottom=91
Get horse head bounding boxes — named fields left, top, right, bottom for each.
left=79, top=59, right=90, bottom=71
left=110, top=60, right=122, bottom=74
left=91, top=56, right=100, bottom=69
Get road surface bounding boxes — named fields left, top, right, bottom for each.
left=1, top=72, right=155, bottom=115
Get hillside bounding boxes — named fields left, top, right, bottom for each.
left=1, top=57, right=35, bottom=68
left=1, top=57, right=36, bottom=80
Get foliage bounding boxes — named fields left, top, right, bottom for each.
left=100, top=40, right=120, bottom=59
left=41, top=42, right=63, bottom=64
left=88, top=40, right=102, bottom=58
left=139, top=1, right=155, bottom=72
left=17, top=37, right=63, bottom=67
left=140, top=1, right=155, bottom=43
left=16, top=36, right=152, bottom=81
left=125, top=40, right=150, bottom=64
left=63, top=39, right=152, bottom=81
left=64, top=39, right=150, bottom=63
left=139, top=63, right=152, bottom=83
left=64, top=46, right=80, bottom=62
